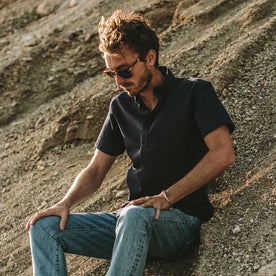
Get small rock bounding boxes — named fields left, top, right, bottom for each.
left=115, top=190, right=127, bottom=198
left=69, top=0, right=78, bottom=7
left=37, top=165, right=45, bottom=171
left=35, top=117, right=46, bottom=128
left=37, top=160, right=46, bottom=171
left=48, top=76, right=55, bottom=82
left=22, top=57, right=33, bottom=62
left=86, top=115, right=94, bottom=120
left=84, top=33, right=95, bottom=43
left=253, top=263, right=260, bottom=271
left=67, top=68, right=74, bottom=74
left=36, top=0, right=62, bottom=16
left=54, top=27, right=62, bottom=33
left=232, top=225, right=241, bottom=234
left=222, top=88, right=228, bottom=97
left=11, top=101, right=18, bottom=108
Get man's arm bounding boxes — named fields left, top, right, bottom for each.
left=26, top=149, right=117, bottom=230
left=129, top=125, right=235, bottom=220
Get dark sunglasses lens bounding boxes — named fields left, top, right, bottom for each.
left=117, top=69, right=132, bottom=78
left=104, top=68, right=132, bottom=79
left=105, top=71, right=115, bottom=79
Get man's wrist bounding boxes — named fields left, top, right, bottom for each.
left=58, top=197, right=72, bottom=209
left=161, top=190, right=173, bottom=206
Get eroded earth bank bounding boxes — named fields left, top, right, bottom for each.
left=0, top=0, right=275, bottom=275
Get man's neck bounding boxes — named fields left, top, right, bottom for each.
left=139, top=68, right=165, bottom=111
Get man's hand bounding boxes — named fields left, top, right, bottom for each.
left=127, top=192, right=172, bottom=220
left=26, top=203, right=69, bottom=231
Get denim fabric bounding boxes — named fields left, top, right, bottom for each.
left=29, top=206, right=201, bottom=276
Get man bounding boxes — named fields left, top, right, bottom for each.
left=26, top=10, right=235, bottom=276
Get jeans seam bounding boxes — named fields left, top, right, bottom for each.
left=141, top=207, right=200, bottom=224
left=33, top=223, right=61, bottom=275
left=146, top=215, right=197, bottom=224
left=157, top=218, right=197, bottom=224
left=129, top=219, right=150, bottom=275
left=55, top=239, right=59, bottom=275
left=53, top=226, right=115, bottom=238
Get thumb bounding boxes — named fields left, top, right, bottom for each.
left=59, top=212, right=69, bottom=231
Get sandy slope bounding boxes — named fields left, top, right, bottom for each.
left=0, top=0, right=275, bottom=275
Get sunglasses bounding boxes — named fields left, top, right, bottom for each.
left=104, top=58, right=140, bottom=79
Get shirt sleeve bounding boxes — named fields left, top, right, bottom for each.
left=193, top=80, right=235, bottom=138
left=95, top=102, right=125, bottom=156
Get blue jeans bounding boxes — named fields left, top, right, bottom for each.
left=29, top=205, right=201, bottom=276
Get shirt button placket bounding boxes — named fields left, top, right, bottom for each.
left=140, top=117, right=151, bottom=169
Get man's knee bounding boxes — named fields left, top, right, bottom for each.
left=118, top=205, right=154, bottom=225
left=29, top=216, right=61, bottom=238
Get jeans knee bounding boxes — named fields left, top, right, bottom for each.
left=30, top=216, right=61, bottom=238
left=118, top=205, right=153, bottom=227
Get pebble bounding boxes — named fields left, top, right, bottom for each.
left=69, top=0, right=78, bottom=7
left=86, top=115, right=94, bottom=120
left=232, top=225, right=241, bottom=234
left=37, top=165, right=45, bottom=171
left=84, top=33, right=94, bottom=43
left=37, top=160, right=46, bottom=171
left=35, top=117, right=46, bottom=128
left=253, top=263, right=260, bottom=270
left=10, top=101, right=18, bottom=108
left=21, top=57, right=33, bottom=62
left=36, top=0, right=63, bottom=16
left=48, top=76, right=55, bottom=82
left=115, top=190, right=127, bottom=198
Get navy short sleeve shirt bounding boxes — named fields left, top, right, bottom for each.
left=95, top=67, right=234, bottom=222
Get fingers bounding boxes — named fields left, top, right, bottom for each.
left=26, top=214, right=36, bottom=230
left=25, top=205, right=69, bottom=231
left=128, top=197, right=149, bottom=206
left=25, top=209, right=52, bottom=230
left=142, top=200, right=162, bottom=220
left=155, top=207, right=161, bottom=220
left=126, top=195, right=171, bottom=221
left=26, top=213, right=40, bottom=230
left=59, top=211, right=69, bottom=231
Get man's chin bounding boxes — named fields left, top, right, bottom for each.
left=123, top=87, right=138, bottom=97
left=121, top=84, right=143, bottom=97
left=126, top=90, right=137, bottom=97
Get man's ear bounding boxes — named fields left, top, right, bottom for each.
left=145, top=49, right=156, bottom=66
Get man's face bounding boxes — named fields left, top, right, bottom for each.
left=104, top=46, right=152, bottom=97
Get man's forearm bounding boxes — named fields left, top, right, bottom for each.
left=59, top=149, right=117, bottom=209
left=166, top=145, right=235, bottom=205
left=59, top=166, right=102, bottom=209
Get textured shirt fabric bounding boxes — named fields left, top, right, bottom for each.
left=95, top=66, right=235, bottom=222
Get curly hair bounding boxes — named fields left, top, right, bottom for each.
left=98, top=9, right=160, bottom=67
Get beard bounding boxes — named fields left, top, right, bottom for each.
left=121, top=66, right=153, bottom=97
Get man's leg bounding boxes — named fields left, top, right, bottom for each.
left=29, top=212, right=117, bottom=276
left=106, top=205, right=201, bottom=276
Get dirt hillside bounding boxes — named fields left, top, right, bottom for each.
left=0, top=0, right=275, bottom=275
